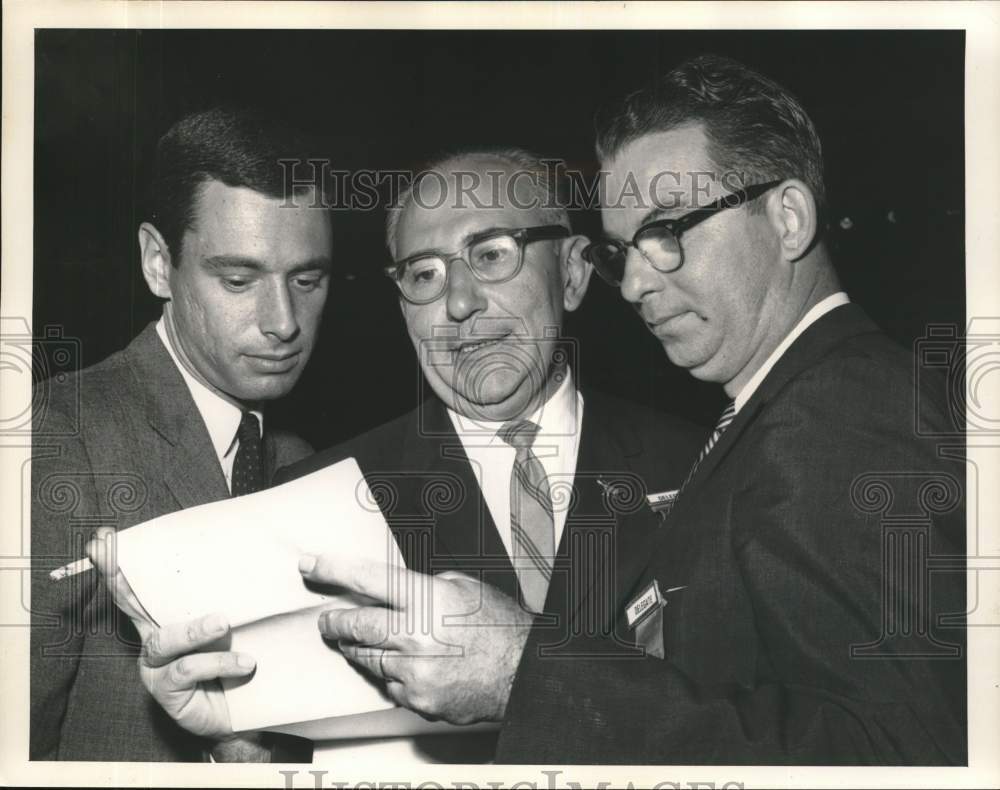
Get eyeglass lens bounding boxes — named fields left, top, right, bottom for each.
left=399, top=234, right=522, bottom=301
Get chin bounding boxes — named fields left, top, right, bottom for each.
left=234, top=376, right=299, bottom=403
left=438, top=380, right=526, bottom=422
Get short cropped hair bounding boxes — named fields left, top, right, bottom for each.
left=385, top=148, right=570, bottom=260
left=595, top=54, right=826, bottom=219
left=149, top=107, right=323, bottom=264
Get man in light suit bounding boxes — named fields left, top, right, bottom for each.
left=495, top=54, right=967, bottom=764
left=31, top=107, right=332, bottom=761
left=88, top=148, right=705, bottom=762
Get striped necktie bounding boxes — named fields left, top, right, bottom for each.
left=499, top=419, right=555, bottom=613
left=680, top=400, right=737, bottom=494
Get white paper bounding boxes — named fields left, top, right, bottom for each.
left=112, top=459, right=406, bottom=734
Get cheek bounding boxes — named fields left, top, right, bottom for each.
left=174, top=283, right=214, bottom=343
left=497, top=278, right=560, bottom=330
left=294, top=293, right=326, bottom=339
left=402, top=306, right=439, bottom=361
left=175, top=281, right=245, bottom=361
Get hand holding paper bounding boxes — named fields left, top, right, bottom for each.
left=301, top=553, right=534, bottom=725
left=85, top=528, right=251, bottom=741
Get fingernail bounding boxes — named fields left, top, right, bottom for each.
left=204, top=613, right=227, bottom=635
left=236, top=653, right=255, bottom=670
left=317, top=611, right=331, bottom=634
left=298, top=554, right=317, bottom=575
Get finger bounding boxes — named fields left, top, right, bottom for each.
left=299, top=554, right=424, bottom=609
left=317, top=606, right=392, bottom=646
left=382, top=679, right=409, bottom=708
left=152, top=651, right=256, bottom=693
left=434, top=570, right=478, bottom=584
left=339, top=643, right=391, bottom=679
left=84, top=527, right=117, bottom=582
left=142, top=613, right=232, bottom=668
left=85, top=529, right=149, bottom=627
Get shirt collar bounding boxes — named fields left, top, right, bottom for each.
left=733, top=291, right=850, bottom=414
left=155, top=317, right=262, bottom=461
left=446, top=368, right=578, bottom=445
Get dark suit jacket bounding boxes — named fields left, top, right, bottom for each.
left=30, top=322, right=312, bottom=762
left=496, top=304, right=967, bottom=765
left=276, top=388, right=706, bottom=762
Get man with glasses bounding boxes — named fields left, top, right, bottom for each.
left=89, top=148, right=703, bottom=762
left=494, top=55, right=967, bottom=763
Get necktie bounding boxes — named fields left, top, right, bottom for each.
left=499, top=419, right=555, bottom=613
left=231, top=411, right=264, bottom=497
left=679, top=400, right=737, bottom=494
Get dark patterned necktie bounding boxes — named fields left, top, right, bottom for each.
left=499, top=419, right=555, bottom=613
left=231, top=411, right=264, bottom=497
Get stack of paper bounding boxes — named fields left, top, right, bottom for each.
left=114, top=458, right=415, bottom=736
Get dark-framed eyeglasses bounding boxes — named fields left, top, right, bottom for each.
left=583, top=180, right=782, bottom=286
left=384, top=225, right=570, bottom=304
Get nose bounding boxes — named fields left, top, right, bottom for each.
left=259, top=279, right=300, bottom=343
left=619, top=246, right=664, bottom=306
left=444, top=259, right=488, bottom=323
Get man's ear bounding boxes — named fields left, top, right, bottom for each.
left=765, top=179, right=817, bottom=262
left=559, top=235, right=594, bottom=312
left=138, top=222, right=174, bottom=299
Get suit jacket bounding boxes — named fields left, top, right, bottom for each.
left=30, top=322, right=312, bottom=762
left=276, top=387, right=706, bottom=762
left=496, top=304, right=967, bottom=765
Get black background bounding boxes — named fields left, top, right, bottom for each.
left=33, top=29, right=965, bottom=448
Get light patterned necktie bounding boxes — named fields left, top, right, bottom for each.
left=499, top=419, right=555, bottom=613
left=680, top=400, right=737, bottom=494
left=231, top=411, right=264, bottom=497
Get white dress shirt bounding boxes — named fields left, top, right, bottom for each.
left=445, top=369, right=584, bottom=556
left=156, top=318, right=262, bottom=493
left=733, top=292, right=850, bottom=414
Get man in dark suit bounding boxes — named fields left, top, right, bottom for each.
left=88, top=148, right=704, bottom=761
left=31, top=107, right=332, bottom=761
left=494, top=55, right=967, bottom=764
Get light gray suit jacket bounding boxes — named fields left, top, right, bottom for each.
left=30, top=322, right=312, bottom=761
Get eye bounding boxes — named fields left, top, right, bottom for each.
left=471, top=237, right=516, bottom=268
left=221, top=276, right=252, bottom=291
left=292, top=274, right=325, bottom=291
left=405, top=260, right=443, bottom=285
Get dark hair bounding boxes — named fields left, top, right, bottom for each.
left=149, top=107, right=324, bottom=263
left=595, top=54, right=826, bottom=219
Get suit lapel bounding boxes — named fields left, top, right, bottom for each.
left=552, top=397, right=664, bottom=630
left=396, top=396, right=517, bottom=597
left=644, top=303, right=883, bottom=561
left=124, top=323, right=230, bottom=510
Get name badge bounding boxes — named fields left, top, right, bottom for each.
left=625, top=580, right=663, bottom=629
left=646, top=490, right=678, bottom=513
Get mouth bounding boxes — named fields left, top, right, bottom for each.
left=646, top=311, right=696, bottom=335
left=453, top=335, right=510, bottom=357
left=244, top=351, right=301, bottom=373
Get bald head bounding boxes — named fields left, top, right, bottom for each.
left=386, top=149, right=569, bottom=260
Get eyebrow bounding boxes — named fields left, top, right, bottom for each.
left=402, top=225, right=517, bottom=261
left=202, top=255, right=333, bottom=273
left=637, top=206, right=677, bottom=229
left=607, top=208, right=674, bottom=243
